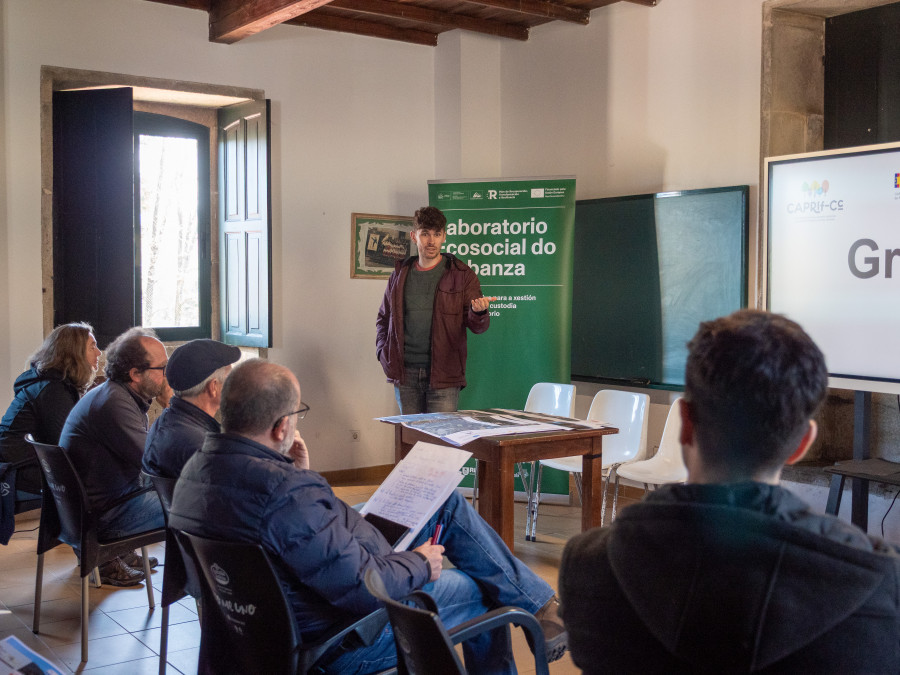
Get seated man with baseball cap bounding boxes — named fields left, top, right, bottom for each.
left=143, top=339, right=241, bottom=479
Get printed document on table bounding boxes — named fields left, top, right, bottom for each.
left=358, top=441, right=472, bottom=551
left=376, top=409, right=582, bottom=446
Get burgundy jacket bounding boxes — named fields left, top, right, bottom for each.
left=376, top=253, right=489, bottom=389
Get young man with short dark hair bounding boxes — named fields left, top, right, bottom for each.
left=560, top=309, right=900, bottom=673
left=376, top=205, right=493, bottom=413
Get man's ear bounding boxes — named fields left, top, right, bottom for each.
left=271, top=415, right=290, bottom=443
left=785, top=420, right=817, bottom=465
left=678, top=398, right=695, bottom=447
left=128, top=367, right=142, bottom=385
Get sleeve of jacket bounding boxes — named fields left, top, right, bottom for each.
left=463, top=267, right=490, bottom=334
left=264, top=475, right=429, bottom=616
left=34, top=380, right=78, bottom=444
left=96, top=390, right=148, bottom=469
left=375, top=273, right=395, bottom=361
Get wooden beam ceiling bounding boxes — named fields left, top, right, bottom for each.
left=142, top=0, right=660, bottom=46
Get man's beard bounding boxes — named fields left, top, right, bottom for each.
left=138, top=375, right=164, bottom=401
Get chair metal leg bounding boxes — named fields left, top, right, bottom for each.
left=573, top=472, right=583, bottom=504
left=610, top=466, right=621, bottom=522
left=600, top=470, right=610, bottom=526
left=81, top=574, right=89, bottom=663
left=472, top=467, right=479, bottom=509
left=93, top=566, right=101, bottom=588
left=32, top=553, right=44, bottom=633
left=825, top=474, right=845, bottom=515
left=159, top=604, right=169, bottom=675
left=527, top=464, right=545, bottom=541
left=517, top=461, right=535, bottom=538
left=141, top=546, right=156, bottom=608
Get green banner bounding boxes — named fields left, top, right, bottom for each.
left=429, top=177, right=576, bottom=494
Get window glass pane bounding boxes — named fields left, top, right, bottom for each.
left=139, top=134, right=200, bottom=328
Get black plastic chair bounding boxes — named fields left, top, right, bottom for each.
left=178, top=530, right=390, bottom=674
left=11, top=457, right=43, bottom=516
left=27, top=436, right=166, bottom=663
left=364, top=568, right=550, bottom=675
left=143, top=471, right=203, bottom=675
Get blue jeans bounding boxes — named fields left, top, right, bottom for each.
left=394, top=366, right=460, bottom=414
left=96, top=489, right=165, bottom=541
left=324, top=490, right=554, bottom=674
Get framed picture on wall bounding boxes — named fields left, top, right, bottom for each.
left=351, top=213, right=415, bottom=279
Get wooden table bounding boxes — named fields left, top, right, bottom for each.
left=384, top=416, right=618, bottom=552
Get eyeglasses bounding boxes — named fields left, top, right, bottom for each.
left=272, top=402, right=310, bottom=430
left=143, top=364, right=167, bottom=372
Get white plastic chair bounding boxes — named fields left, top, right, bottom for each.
left=526, top=389, right=649, bottom=540
left=471, top=383, right=575, bottom=509
left=612, top=397, right=687, bottom=509
left=514, top=383, right=576, bottom=516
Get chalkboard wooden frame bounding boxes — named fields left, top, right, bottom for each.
left=571, top=186, right=750, bottom=389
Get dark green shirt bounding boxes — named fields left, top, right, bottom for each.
left=403, top=262, right=444, bottom=367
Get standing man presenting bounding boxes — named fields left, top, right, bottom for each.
left=376, top=206, right=493, bottom=413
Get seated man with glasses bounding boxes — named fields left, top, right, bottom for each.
left=169, top=358, right=567, bottom=675
left=60, top=327, right=167, bottom=586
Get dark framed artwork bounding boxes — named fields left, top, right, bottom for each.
left=351, top=213, right=415, bottom=279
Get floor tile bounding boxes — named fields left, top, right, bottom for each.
left=164, top=646, right=198, bottom=675
left=35, top=612, right=129, bottom=648
left=10, top=595, right=84, bottom=627
left=0, top=602, right=28, bottom=632
left=82, top=654, right=171, bottom=675
left=51, top=632, right=156, bottom=671
left=132, top=618, right=201, bottom=655
left=0, top=578, right=79, bottom=607
left=105, top=602, right=196, bottom=633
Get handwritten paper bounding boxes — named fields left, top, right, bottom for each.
left=359, top=441, right=472, bottom=551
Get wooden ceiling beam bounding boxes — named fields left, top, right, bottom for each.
left=209, top=0, right=333, bottom=43
left=285, top=12, right=439, bottom=45
left=331, top=0, right=529, bottom=40
left=142, top=0, right=211, bottom=9
left=460, top=0, right=590, bottom=25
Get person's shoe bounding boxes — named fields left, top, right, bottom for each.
left=122, top=551, right=159, bottom=570
left=532, top=596, right=568, bottom=662
left=97, top=557, right=145, bottom=587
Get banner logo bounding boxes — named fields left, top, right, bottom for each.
left=895, top=173, right=900, bottom=188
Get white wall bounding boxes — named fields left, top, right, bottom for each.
left=500, top=0, right=764, bottom=449
left=0, top=0, right=767, bottom=470
left=1, top=0, right=434, bottom=471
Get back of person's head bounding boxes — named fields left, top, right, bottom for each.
left=220, top=359, right=298, bottom=436
left=30, top=322, right=96, bottom=391
left=684, top=309, right=828, bottom=475
left=104, top=327, right=159, bottom=384
left=414, top=206, right=446, bottom=233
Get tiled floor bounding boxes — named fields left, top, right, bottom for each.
left=1, top=485, right=636, bottom=673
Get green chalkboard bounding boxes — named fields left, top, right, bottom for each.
left=571, top=187, right=749, bottom=388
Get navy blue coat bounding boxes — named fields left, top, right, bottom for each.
left=143, top=396, right=219, bottom=479
left=0, top=368, right=80, bottom=493
left=168, top=432, right=429, bottom=640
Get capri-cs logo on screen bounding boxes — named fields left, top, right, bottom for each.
left=787, top=179, right=844, bottom=214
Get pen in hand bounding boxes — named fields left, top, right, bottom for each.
left=431, top=523, right=443, bottom=545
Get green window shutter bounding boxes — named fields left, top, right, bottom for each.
left=218, top=100, right=272, bottom=348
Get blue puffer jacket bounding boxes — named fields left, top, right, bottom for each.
left=168, top=432, right=429, bottom=640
